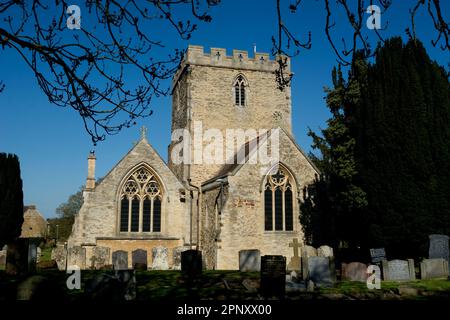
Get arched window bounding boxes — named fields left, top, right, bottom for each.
left=234, top=75, right=246, bottom=106
left=264, top=167, right=294, bottom=231
left=119, top=166, right=162, bottom=233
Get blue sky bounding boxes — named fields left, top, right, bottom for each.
left=0, top=0, right=448, bottom=218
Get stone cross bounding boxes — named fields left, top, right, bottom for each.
left=289, top=238, right=301, bottom=258
left=140, top=125, right=148, bottom=140
left=287, top=238, right=301, bottom=271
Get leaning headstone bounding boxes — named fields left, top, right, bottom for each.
left=370, top=248, right=386, bottom=264
left=91, top=246, right=110, bottom=270
left=260, top=255, right=286, bottom=298
left=151, top=247, right=169, bottom=270
left=6, top=239, right=30, bottom=275
left=382, top=259, right=415, bottom=281
left=318, top=245, right=334, bottom=258
left=132, top=249, right=148, bottom=270
left=341, top=262, right=368, bottom=282
left=287, top=239, right=301, bottom=271
left=28, top=243, right=37, bottom=274
left=51, top=245, right=67, bottom=270
left=239, top=249, right=261, bottom=272
left=429, top=235, right=449, bottom=272
left=181, top=250, right=203, bottom=278
left=172, top=247, right=187, bottom=270
left=112, top=250, right=128, bottom=270
left=420, top=258, right=449, bottom=279
left=67, top=246, right=86, bottom=269
left=307, top=256, right=335, bottom=288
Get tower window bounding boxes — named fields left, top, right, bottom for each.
left=234, top=75, right=246, bottom=106
left=119, top=166, right=163, bottom=233
left=264, top=166, right=294, bottom=231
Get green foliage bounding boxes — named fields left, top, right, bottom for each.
left=56, top=187, right=83, bottom=219
left=351, top=38, right=450, bottom=258
left=0, top=153, right=24, bottom=247
left=301, top=65, right=367, bottom=249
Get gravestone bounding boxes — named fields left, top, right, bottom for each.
left=341, top=262, right=368, bottom=282
left=370, top=248, right=386, bottom=263
left=91, top=246, right=110, bottom=269
left=181, top=250, right=203, bottom=278
left=429, top=234, right=449, bottom=272
left=67, top=246, right=86, bottom=269
left=239, top=249, right=261, bottom=272
left=420, top=258, right=449, bottom=279
left=152, top=247, right=169, bottom=270
left=260, top=255, right=286, bottom=298
left=318, top=245, right=334, bottom=258
left=6, top=239, right=30, bottom=275
left=0, top=250, right=6, bottom=269
left=172, top=247, right=187, bottom=270
left=36, top=247, right=42, bottom=264
left=307, top=256, right=335, bottom=287
left=301, top=245, right=318, bottom=280
left=28, top=243, right=37, bottom=273
left=112, top=250, right=128, bottom=270
left=132, top=249, right=148, bottom=270
left=287, top=239, right=301, bottom=271
left=51, top=245, right=67, bottom=270
left=382, top=259, right=415, bottom=281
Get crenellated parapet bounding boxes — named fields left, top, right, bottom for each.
left=172, top=45, right=290, bottom=88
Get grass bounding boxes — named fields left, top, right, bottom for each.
left=40, top=247, right=52, bottom=262
left=0, top=269, right=449, bottom=300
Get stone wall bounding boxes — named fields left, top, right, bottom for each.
left=68, top=138, right=190, bottom=248
left=212, top=129, right=318, bottom=269
left=169, top=45, right=292, bottom=186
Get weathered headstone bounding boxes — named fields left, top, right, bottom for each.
left=28, top=243, right=37, bottom=273
left=420, top=258, right=449, bottom=279
left=51, top=245, right=67, bottom=270
left=239, top=249, right=261, bottom=272
left=36, top=247, right=42, bottom=264
left=91, top=246, right=110, bottom=270
left=112, top=250, right=128, bottom=270
left=67, top=246, right=86, bottom=269
left=307, top=256, right=335, bottom=287
left=181, top=250, right=203, bottom=278
left=429, top=234, right=449, bottom=272
left=260, top=255, right=286, bottom=298
left=301, top=245, right=318, bottom=280
left=6, top=239, right=30, bottom=275
left=318, top=245, right=334, bottom=258
left=172, top=246, right=187, bottom=270
left=287, top=239, right=301, bottom=271
left=0, top=250, right=6, bottom=269
left=382, top=259, right=415, bottom=281
left=341, top=262, right=368, bottom=282
left=152, top=246, right=169, bottom=270
left=370, top=248, right=386, bottom=263
left=132, top=249, right=148, bottom=270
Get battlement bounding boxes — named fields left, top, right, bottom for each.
left=172, top=45, right=290, bottom=88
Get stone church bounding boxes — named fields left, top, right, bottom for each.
left=68, top=45, right=319, bottom=270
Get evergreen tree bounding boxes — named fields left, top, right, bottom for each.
left=301, top=65, right=367, bottom=250
left=0, top=153, right=24, bottom=247
left=352, top=38, right=450, bottom=258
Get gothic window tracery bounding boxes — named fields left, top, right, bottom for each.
left=119, top=166, right=162, bottom=233
left=264, top=166, right=294, bottom=231
left=234, top=75, right=247, bottom=106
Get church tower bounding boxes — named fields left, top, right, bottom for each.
left=169, top=45, right=292, bottom=185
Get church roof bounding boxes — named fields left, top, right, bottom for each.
left=202, top=127, right=320, bottom=187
